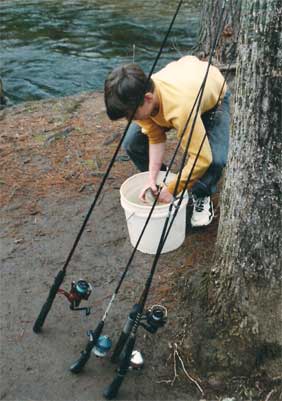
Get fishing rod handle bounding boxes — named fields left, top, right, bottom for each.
left=103, top=335, right=136, bottom=400
left=33, top=270, right=65, bottom=333
left=110, top=331, right=129, bottom=364
left=69, top=320, right=104, bottom=373
left=111, top=304, right=140, bottom=363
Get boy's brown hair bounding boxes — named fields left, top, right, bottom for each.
left=104, top=64, right=154, bottom=120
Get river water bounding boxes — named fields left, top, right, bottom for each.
left=0, top=0, right=200, bottom=104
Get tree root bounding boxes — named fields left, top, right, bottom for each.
left=157, top=342, right=204, bottom=396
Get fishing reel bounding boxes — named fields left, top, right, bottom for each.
left=91, top=333, right=113, bottom=358
left=140, top=304, right=168, bottom=334
left=58, top=279, right=92, bottom=316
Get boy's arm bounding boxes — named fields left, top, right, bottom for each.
left=148, top=142, right=166, bottom=188
left=134, top=119, right=170, bottom=202
left=139, top=142, right=168, bottom=202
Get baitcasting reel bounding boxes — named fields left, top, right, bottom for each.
left=58, top=279, right=92, bottom=316
left=140, top=304, right=168, bottom=334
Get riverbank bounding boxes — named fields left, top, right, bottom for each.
left=1, top=92, right=277, bottom=401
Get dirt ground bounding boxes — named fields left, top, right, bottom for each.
left=0, top=93, right=221, bottom=401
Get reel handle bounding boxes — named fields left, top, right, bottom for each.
left=70, top=320, right=104, bottom=373
left=33, top=270, right=65, bottom=333
left=111, top=304, right=140, bottom=363
left=103, top=335, right=136, bottom=400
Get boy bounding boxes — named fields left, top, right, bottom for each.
left=104, top=55, right=230, bottom=227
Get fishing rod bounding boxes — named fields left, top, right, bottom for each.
left=103, top=4, right=229, bottom=399
left=109, top=24, right=230, bottom=376
left=33, top=0, right=184, bottom=334
left=69, top=18, right=218, bottom=373
left=70, top=0, right=230, bottom=374
left=103, top=115, right=214, bottom=399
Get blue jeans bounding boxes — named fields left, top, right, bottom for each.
left=122, top=91, right=231, bottom=197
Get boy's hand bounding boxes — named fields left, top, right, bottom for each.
left=139, top=182, right=159, bottom=203
left=139, top=183, right=173, bottom=204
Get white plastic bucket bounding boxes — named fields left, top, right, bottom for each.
left=120, top=171, right=188, bottom=254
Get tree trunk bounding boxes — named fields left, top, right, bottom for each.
left=185, top=0, right=282, bottom=383
left=195, top=0, right=242, bottom=65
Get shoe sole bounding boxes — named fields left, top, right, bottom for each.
left=191, top=220, right=213, bottom=228
left=190, top=210, right=214, bottom=228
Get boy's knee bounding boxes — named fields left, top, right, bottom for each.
left=122, top=135, right=132, bottom=151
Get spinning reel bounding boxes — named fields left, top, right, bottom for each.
left=58, top=279, right=92, bottom=316
left=92, top=334, right=113, bottom=358
left=109, top=304, right=167, bottom=368
left=140, top=304, right=168, bottom=334
left=128, top=305, right=167, bottom=369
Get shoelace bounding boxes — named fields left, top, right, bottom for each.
left=194, top=197, right=205, bottom=212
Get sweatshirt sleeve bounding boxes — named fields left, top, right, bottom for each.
left=166, top=112, right=212, bottom=194
left=134, top=119, right=167, bottom=144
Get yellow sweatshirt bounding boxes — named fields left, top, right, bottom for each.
left=135, top=55, right=227, bottom=194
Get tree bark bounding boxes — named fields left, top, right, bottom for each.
left=185, top=0, right=282, bottom=381
left=195, top=0, right=242, bottom=65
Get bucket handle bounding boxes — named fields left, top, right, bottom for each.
left=126, top=212, right=135, bottom=222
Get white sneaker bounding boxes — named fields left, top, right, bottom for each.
left=191, top=195, right=214, bottom=227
